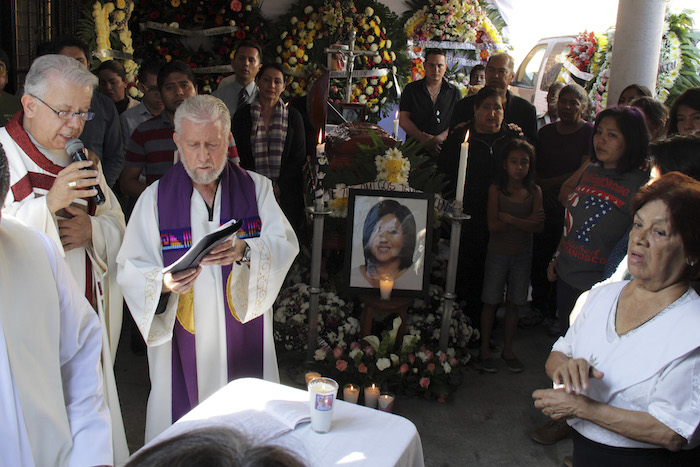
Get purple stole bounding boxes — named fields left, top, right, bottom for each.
left=158, top=160, right=264, bottom=423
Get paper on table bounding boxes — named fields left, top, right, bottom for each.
left=162, top=218, right=243, bottom=274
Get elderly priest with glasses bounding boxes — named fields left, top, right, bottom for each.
left=0, top=54, right=128, bottom=463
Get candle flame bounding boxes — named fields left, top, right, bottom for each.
left=464, top=130, right=470, bottom=143
left=394, top=110, right=399, bottom=119
left=318, top=129, right=323, bottom=145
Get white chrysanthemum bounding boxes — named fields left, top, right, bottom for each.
left=314, top=349, right=326, bottom=361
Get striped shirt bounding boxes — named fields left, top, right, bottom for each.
left=124, top=111, right=177, bottom=185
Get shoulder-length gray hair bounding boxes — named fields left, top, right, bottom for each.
left=174, top=95, right=231, bottom=134
left=24, top=54, right=97, bottom=99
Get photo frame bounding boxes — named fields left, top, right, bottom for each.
left=339, top=103, right=366, bottom=123
left=344, top=189, right=433, bottom=298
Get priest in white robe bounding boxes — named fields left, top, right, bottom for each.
left=0, top=149, right=112, bottom=466
left=0, top=54, right=128, bottom=462
left=117, top=95, right=299, bottom=442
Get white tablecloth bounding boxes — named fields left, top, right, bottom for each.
left=137, top=378, right=425, bottom=467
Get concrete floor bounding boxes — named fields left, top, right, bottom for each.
left=114, top=309, right=572, bottom=466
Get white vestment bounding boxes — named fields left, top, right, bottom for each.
left=0, top=126, right=129, bottom=463
left=117, top=170, right=299, bottom=442
left=0, top=217, right=112, bottom=466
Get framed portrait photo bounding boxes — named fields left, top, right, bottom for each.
left=340, top=103, right=366, bottom=123
left=344, top=189, right=433, bottom=298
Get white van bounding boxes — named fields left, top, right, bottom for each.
left=509, top=36, right=575, bottom=116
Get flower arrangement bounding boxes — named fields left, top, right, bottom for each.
left=271, top=0, right=405, bottom=119
left=403, top=0, right=507, bottom=87
left=323, top=132, right=449, bottom=219
left=78, top=1, right=139, bottom=95
left=128, top=0, right=268, bottom=92
left=567, top=30, right=598, bottom=72
left=309, top=296, right=476, bottom=400
left=584, top=8, right=699, bottom=111
left=273, top=283, right=359, bottom=352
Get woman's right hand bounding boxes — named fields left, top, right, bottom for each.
left=552, top=357, right=604, bottom=395
left=547, top=259, right=558, bottom=282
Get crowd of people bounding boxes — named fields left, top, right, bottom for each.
left=0, top=32, right=699, bottom=465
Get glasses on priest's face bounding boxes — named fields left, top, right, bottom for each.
left=0, top=63, right=6, bottom=77
left=30, top=95, right=95, bottom=121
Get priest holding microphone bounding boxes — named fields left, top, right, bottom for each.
left=0, top=54, right=128, bottom=464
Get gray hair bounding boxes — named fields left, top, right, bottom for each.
left=24, top=55, right=97, bottom=99
left=0, top=143, right=9, bottom=203
left=560, top=83, right=592, bottom=120
left=488, top=52, right=515, bottom=72
left=174, top=95, right=231, bottom=134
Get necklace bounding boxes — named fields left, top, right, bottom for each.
left=427, top=83, right=441, bottom=103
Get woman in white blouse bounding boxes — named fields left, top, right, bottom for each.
left=533, top=172, right=700, bottom=465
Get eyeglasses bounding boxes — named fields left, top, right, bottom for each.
left=0, top=63, right=6, bottom=77
left=31, top=95, right=95, bottom=121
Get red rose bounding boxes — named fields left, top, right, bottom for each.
left=427, top=363, right=435, bottom=372
left=424, top=350, right=434, bottom=362
left=358, top=363, right=368, bottom=373
left=439, top=352, right=447, bottom=363
left=236, top=30, right=246, bottom=39
left=333, top=347, right=343, bottom=359
left=336, top=360, right=348, bottom=372
left=230, top=0, right=242, bottom=12
left=408, top=354, right=415, bottom=364
left=350, top=341, right=361, bottom=350
left=399, top=364, right=409, bottom=374
left=419, top=377, right=430, bottom=389
left=449, top=357, right=458, bottom=367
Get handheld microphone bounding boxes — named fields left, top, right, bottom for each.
left=65, top=138, right=106, bottom=206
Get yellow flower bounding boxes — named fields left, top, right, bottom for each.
left=116, top=0, right=126, bottom=8
left=171, top=0, right=180, bottom=7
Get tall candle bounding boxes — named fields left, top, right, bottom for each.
left=392, top=110, right=400, bottom=139
left=343, top=383, right=360, bottom=404
left=315, top=130, right=326, bottom=209
left=378, top=274, right=393, bottom=300
left=455, top=130, right=469, bottom=205
left=378, top=392, right=395, bottom=412
left=364, top=383, right=380, bottom=409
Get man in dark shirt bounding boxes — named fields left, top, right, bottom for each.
left=399, top=48, right=461, bottom=157
left=450, top=52, right=537, bottom=143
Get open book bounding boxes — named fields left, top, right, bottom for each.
left=145, top=380, right=311, bottom=447
left=163, top=218, right=244, bottom=274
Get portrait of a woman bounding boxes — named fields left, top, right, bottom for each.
left=349, top=198, right=423, bottom=290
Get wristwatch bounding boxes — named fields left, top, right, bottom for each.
left=239, top=244, right=251, bottom=264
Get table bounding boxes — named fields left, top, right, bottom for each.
left=137, top=378, right=425, bottom=467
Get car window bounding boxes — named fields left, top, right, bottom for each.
left=514, top=45, right=546, bottom=88
left=540, top=42, right=571, bottom=91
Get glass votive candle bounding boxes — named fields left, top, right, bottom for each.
left=378, top=392, right=395, bottom=413
left=343, top=383, right=360, bottom=404
left=364, top=383, right=381, bottom=409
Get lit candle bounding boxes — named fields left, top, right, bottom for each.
left=315, top=130, right=326, bottom=209
left=316, top=129, right=325, bottom=159
left=305, top=372, right=321, bottom=385
left=455, top=130, right=470, bottom=205
left=378, top=273, right=393, bottom=300
left=364, top=383, right=380, bottom=409
left=392, top=110, right=400, bottom=139
left=343, top=383, right=360, bottom=404
left=378, top=392, right=395, bottom=412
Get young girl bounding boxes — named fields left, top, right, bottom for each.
left=480, top=139, right=544, bottom=373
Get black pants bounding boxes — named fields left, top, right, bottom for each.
left=573, top=430, right=700, bottom=466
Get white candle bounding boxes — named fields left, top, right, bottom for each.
left=378, top=274, right=393, bottom=300
left=364, top=383, right=380, bottom=409
left=378, top=392, right=395, bottom=412
left=455, top=130, right=469, bottom=205
left=343, top=384, right=360, bottom=404
left=392, top=110, right=400, bottom=139
left=316, top=130, right=325, bottom=159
